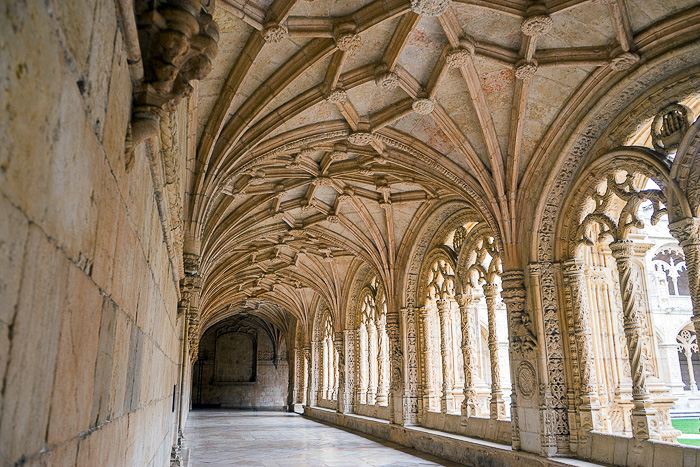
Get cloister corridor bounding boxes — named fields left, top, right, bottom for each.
left=184, top=410, right=462, bottom=466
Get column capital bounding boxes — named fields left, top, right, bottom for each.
left=609, top=239, right=636, bottom=260
left=454, top=293, right=473, bottom=308
left=670, top=217, right=700, bottom=246
left=482, top=283, right=499, bottom=298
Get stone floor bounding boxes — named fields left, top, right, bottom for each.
left=184, top=410, right=464, bottom=466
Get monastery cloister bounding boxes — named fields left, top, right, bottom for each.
left=2, top=0, right=700, bottom=466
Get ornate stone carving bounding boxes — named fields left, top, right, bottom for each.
left=335, top=32, right=361, bottom=52
left=263, top=24, right=288, bottom=43
left=445, top=46, right=472, bottom=68
left=516, top=362, right=537, bottom=399
left=501, top=271, right=537, bottom=355
left=410, top=0, right=452, bottom=16
left=402, top=307, right=419, bottom=425
left=375, top=71, right=400, bottom=90
left=456, top=294, right=478, bottom=417
left=327, top=88, right=348, bottom=104
left=521, top=14, right=553, bottom=37
left=348, top=132, right=373, bottom=146
left=651, top=103, right=692, bottom=155
left=515, top=60, right=538, bottom=80
left=669, top=217, right=700, bottom=365
left=412, top=99, right=435, bottom=115
left=132, top=0, right=219, bottom=143
left=563, top=258, right=601, bottom=436
left=610, top=52, right=640, bottom=71
left=482, top=284, right=506, bottom=419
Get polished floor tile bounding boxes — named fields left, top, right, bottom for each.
left=185, top=410, right=463, bottom=466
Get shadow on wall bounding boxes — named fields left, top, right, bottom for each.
left=192, top=314, right=288, bottom=410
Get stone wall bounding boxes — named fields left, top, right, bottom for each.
left=0, top=1, right=181, bottom=464
left=193, top=317, right=289, bottom=409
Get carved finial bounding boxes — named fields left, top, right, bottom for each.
left=375, top=71, right=400, bottom=90
left=651, top=103, right=692, bottom=155
left=412, top=98, right=435, bottom=115
left=515, top=60, right=538, bottom=80
left=410, top=0, right=452, bottom=16
left=610, top=52, right=640, bottom=71
left=327, top=88, right=348, bottom=104
left=263, top=24, right=288, bottom=43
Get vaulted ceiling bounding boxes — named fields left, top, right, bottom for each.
left=188, top=0, right=700, bottom=335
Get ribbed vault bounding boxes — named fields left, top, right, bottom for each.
left=188, top=0, right=700, bottom=333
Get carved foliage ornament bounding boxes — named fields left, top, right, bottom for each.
left=515, top=60, right=538, bottom=80
left=335, top=32, right=361, bottom=52
left=412, top=99, right=435, bottom=115
left=610, top=52, right=640, bottom=71
left=375, top=71, right=400, bottom=90
left=521, top=14, right=553, bottom=37
left=327, top=89, right=348, bottom=104
left=410, top=0, right=452, bottom=16
left=575, top=171, right=666, bottom=249
left=133, top=0, right=219, bottom=137
left=263, top=24, right=288, bottom=43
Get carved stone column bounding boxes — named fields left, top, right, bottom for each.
left=335, top=333, right=345, bottom=410
left=500, top=270, right=534, bottom=451
left=482, top=284, right=506, bottom=420
left=456, top=293, right=478, bottom=417
left=562, top=259, right=602, bottom=438
left=437, top=299, right=455, bottom=413
left=609, top=240, right=659, bottom=440
left=312, top=341, right=321, bottom=406
left=367, top=322, right=378, bottom=405
left=419, top=306, right=436, bottom=415
left=343, top=329, right=355, bottom=413
left=670, top=218, right=700, bottom=339
left=304, top=345, right=313, bottom=406
left=402, top=306, right=419, bottom=425
left=385, top=313, right=402, bottom=422
left=376, top=320, right=389, bottom=405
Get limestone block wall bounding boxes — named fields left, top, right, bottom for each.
left=194, top=318, right=289, bottom=409
left=0, top=1, right=181, bottom=465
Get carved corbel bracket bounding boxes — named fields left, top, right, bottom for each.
left=129, top=0, right=220, bottom=151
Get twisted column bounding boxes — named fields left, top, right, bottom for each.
left=670, top=218, right=700, bottom=341
left=376, top=320, right=389, bottom=405
left=437, top=299, right=455, bottom=413
left=482, top=284, right=506, bottom=420
left=563, top=258, right=601, bottom=436
left=419, top=306, right=436, bottom=413
left=456, top=293, right=478, bottom=417
left=610, top=240, right=659, bottom=440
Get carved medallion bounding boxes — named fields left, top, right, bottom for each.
left=516, top=361, right=537, bottom=399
